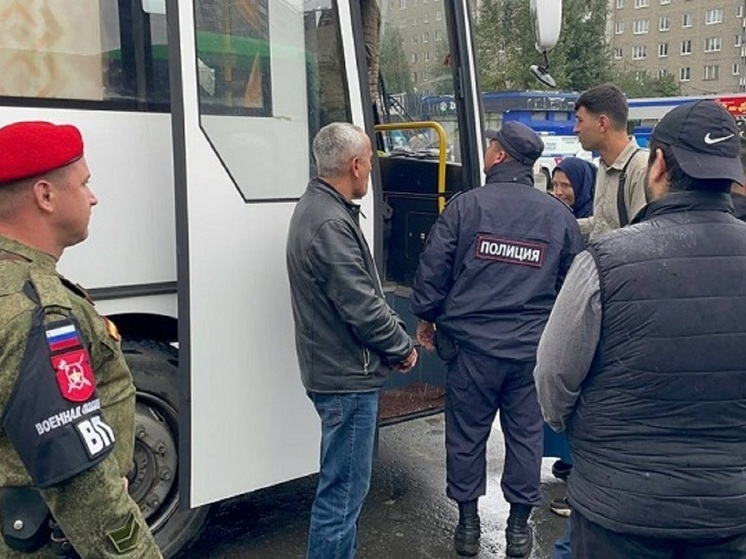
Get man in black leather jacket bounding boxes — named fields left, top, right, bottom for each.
left=286, top=122, right=417, bottom=559
left=410, top=121, right=583, bottom=558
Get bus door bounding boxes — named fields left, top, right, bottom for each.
left=167, top=0, right=370, bottom=510
left=373, top=0, right=484, bottom=422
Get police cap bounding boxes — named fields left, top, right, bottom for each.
left=0, top=121, right=84, bottom=184
left=485, top=122, right=544, bottom=166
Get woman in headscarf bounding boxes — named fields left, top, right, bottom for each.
left=543, top=156, right=597, bottom=530
left=551, top=157, right=596, bottom=218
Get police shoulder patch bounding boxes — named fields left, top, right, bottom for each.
left=107, top=512, right=141, bottom=554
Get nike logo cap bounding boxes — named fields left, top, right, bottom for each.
left=652, top=99, right=743, bottom=184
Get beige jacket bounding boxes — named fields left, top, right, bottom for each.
left=579, top=139, right=649, bottom=241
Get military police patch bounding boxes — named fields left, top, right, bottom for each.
left=52, top=349, right=95, bottom=402
left=45, top=320, right=96, bottom=402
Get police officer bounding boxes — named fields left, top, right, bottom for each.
left=410, top=122, right=584, bottom=558
left=0, top=122, right=162, bottom=558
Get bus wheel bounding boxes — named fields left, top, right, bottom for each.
left=122, top=339, right=211, bottom=558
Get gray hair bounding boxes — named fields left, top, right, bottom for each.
left=312, top=122, right=369, bottom=178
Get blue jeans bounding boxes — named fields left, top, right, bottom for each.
left=552, top=521, right=572, bottom=559
left=307, top=391, right=379, bottom=559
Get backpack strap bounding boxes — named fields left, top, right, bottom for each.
left=616, top=148, right=642, bottom=228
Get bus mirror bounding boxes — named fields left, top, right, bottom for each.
left=531, top=0, right=562, bottom=53
left=530, top=60, right=557, bottom=88
left=142, top=0, right=166, bottom=15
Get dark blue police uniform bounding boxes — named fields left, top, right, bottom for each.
left=410, top=122, right=584, bottom=557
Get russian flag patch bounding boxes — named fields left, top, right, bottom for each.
left=46, top=323, right=81, bottom=352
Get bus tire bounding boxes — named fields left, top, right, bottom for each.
left=121, top=339, right=211, bottom=558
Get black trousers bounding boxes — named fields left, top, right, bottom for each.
left=444, top=349, right=543, bottom=505
left=571, top=509, right=746, bottom=559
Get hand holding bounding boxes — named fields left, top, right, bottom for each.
left=416, top=320, right=436, bottom=351
left=396, top=347, right=418, bottom=373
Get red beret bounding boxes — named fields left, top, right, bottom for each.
left=0, top=121, right=84, bottom=184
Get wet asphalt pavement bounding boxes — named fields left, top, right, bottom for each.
left=187, top=414, right=568, bottom=559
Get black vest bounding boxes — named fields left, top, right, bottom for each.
left=568, top=191, right=746, bottom=539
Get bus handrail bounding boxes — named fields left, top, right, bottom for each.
left=375, top=121, right=448, bottom=213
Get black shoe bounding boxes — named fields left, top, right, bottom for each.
left=549, top=496, right=572, bottom=518
left=551, top=460, right=573, bottom=481
left=505, top=503, right=533, bottom=557
left=454, top=500, right=480, bottom=557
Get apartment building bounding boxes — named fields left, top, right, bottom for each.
left=380, top=0, right=480, bottom=92
left=609, top=0, right=746, bottom=94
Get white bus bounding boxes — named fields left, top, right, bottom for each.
left=0, top=1, right=560, bottom=555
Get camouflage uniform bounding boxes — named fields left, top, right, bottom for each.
left=0, top=235, right=161, bottom=558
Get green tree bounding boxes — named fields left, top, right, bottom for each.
left=609, top=66, right=681, bottom=98
left=476, top=0, right=537, bottom=90
left=380, top=25, right=413, bottom=95
left=552, top=0, right=611, bottom=91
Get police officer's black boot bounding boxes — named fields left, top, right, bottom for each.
left=454, top=499, right=480, bottom=556
left=505, top=503, right=533, bottom=557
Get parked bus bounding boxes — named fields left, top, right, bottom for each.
left=628, top=94, right=746, bottom=145
left=0, top=0, right=560, bottom=556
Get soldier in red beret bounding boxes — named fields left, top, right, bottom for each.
left=0, top=122, right=162, bottom=558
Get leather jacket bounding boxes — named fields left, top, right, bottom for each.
left=286, top=178, right=413, bottom=392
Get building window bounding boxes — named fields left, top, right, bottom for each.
left=423, top=32, right=429, bottom=43
left=435, top=11, right=442, bottom=21
left=616, top=0, right=624, bottom=7
left=659, top=16, right=670, bottom=31
left=704, top=37, right=722, bottom=52
left=435, top=30, right=443, bottom=41
left=705, top=9, right=723, bottom=25
left=738, top=5, right=744, bottom=18
left=634, top=0, right=649, bottom=7
left=683, top=13, right=693, bottom=27
left=734, top=63, right=741, bottom=75
left=633, top=19, right=649, bottom=34
left=614, top=47, right=623, bottom=59
left=660, top=0, right=670, bottom=4
left=681, top=39, right=692, bottom=55
left=658, top=69, right=668, bottom=78
left=658, top=42, right=668, bottom=57
left=680, top=67, right=691, bottom=81
left=411, top=53, right=417, bottom=63
left=704, top=64, right=720, bottom=80
left=616, top=22, right=625, bottom=34
left=632, top=45, right=647, bottom=59
left=736, top=35, right=743, bottom=47
left=399, top=0, right=406, bottom=8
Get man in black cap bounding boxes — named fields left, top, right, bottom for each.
left=536, top=99, right=746, bottom=558
left=410, top=121, right=584, bottom=557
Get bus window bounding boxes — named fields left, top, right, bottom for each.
left=0, top=1, right=168, bottom=109
left=194, top=0, right=351, bottom=201
left=378, top=4, right=462, bottom=164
